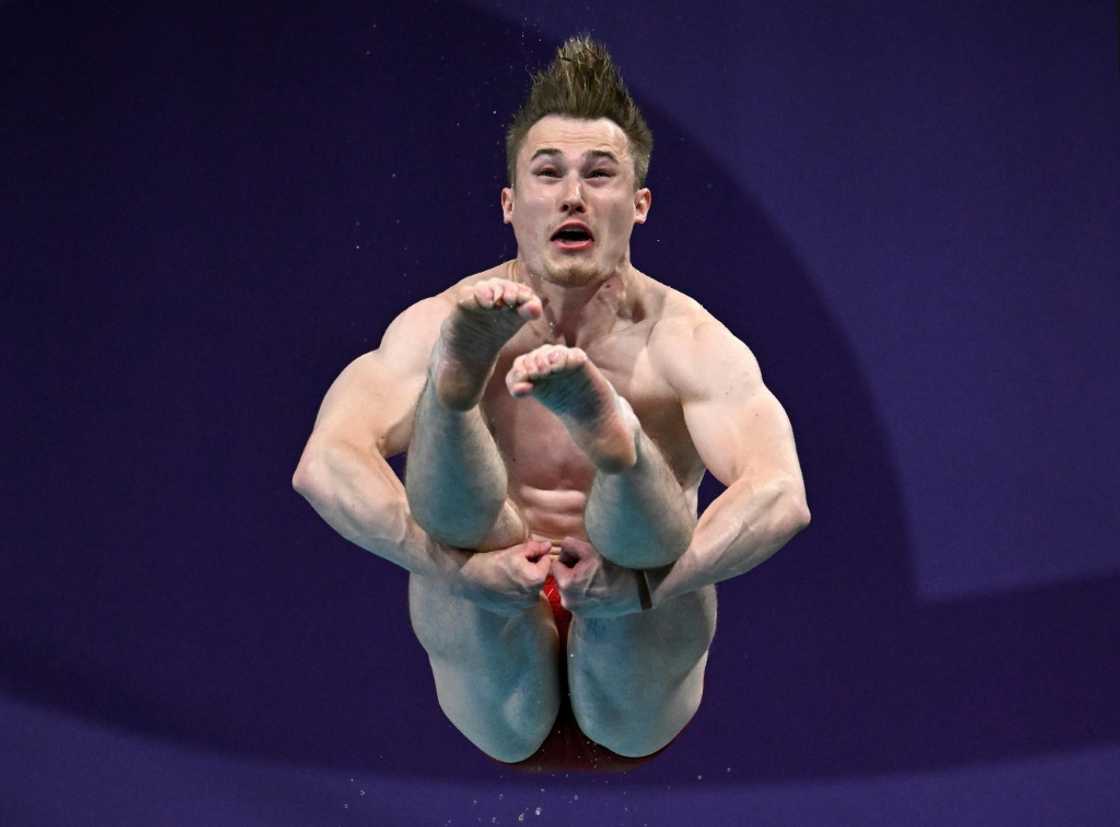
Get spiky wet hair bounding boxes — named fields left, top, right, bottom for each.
left=505, top=35, right=653, bottom=188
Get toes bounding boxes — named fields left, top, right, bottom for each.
left=461, top=279, right=540, bottom=313
left=562, top=347, right=587, bottom=370
left=516, top=294, right=543, bottom=320
left=459, top=281, right=495, bottom=310
left=539, top=346, right=564, bottom=374
left=531, top=346, right=562, bottom=377
left=516, top=353, right=538, bottom=380
left=497, top=279, right=520, bottom=307
left=505, top=358, right=533, bottom=397
left=506, top=345, right=591, bottom=398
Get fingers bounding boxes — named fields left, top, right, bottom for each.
left=515, top=540, right=552, bottom=588
left=557, top=547, right=581, bottom=568
left=551, top=557, right=574, bottom=592
left=551, top=536, right=593, bottom=589
left=522, top=537, right=552, bottom=563
left=559, top=535, right=594, bottom=560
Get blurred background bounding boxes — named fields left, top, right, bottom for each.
left=2, top=1, right=1117, bottom=824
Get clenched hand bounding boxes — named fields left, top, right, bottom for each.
left=550, top=536, right=647, bottom=618
left=448, top=538, right=553, bottom=616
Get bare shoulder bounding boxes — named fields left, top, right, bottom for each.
left=360, top=261, right=513, bottom=369
left=445, top=261, right=517, bottom=292
left=307, top=267, right=496, bottom=455
left=645, top=282, right=761, bottom=401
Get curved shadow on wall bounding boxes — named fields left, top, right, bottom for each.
left=1, top=0, right=1116, bottom=786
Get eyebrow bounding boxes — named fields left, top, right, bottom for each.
left=529, top=148, right=620, bottom=165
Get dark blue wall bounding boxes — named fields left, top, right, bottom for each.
left=2, top=1, right=1117, bottom=824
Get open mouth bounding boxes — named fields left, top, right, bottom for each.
left=550, top=223, right=594, bottom=249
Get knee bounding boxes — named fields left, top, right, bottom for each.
left=571, top=671, right=705, bottom=757
left=568, top=649, right=709, bottom=758
left=439, top=694, right=558, bottom=764
left=405, top=482, right=509, bottom=550
left=476, top=728, right=552, bottom=764
left=574, top=707, right=691, bottom=759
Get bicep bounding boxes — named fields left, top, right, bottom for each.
left=310, top=353, right=423, bottom=458
left=675, top=321, right=805, bottom=491
left=308, top=298, right=445, bottom=458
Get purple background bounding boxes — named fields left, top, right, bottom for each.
left=3, top=1, right=1118, bottom=824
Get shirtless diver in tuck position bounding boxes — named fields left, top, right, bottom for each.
left=293, top=37, right=810, bottom=766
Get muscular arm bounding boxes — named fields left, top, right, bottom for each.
left=291, top=298, right=459, bottom=578
left=647, top=313, right=811, bottom=604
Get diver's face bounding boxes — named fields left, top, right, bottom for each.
left=501, top=116, right=651, bottom=287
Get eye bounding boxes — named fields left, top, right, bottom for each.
left=589, top=169, right=612, bottom=178
left=536, top=167, right=560, bottom=177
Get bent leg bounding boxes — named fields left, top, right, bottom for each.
left=408, top=572, right=562, bottom=762
left=584, top=425, right=696, bottom=569
left=406, top=377, right=524, bottom=548
left=566, top=585, right=717, bottom=758
left=506, top=344, right=695, bottom=568
left=406, top=279, right=540, bottom=549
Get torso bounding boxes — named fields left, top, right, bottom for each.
left=453, top=262, right=707, bottom=544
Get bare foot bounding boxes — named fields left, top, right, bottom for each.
left=433, top=278, right=542, bottom=410
left=505, top=345, right=638, bottom=473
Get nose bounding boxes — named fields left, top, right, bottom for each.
left=559, top=174, right=585, bottom=212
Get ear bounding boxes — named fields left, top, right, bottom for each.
left=633, top=187, right=652, bottom=225
left=500, top=186, right=514, bottom=224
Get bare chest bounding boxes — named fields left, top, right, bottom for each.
left=479, top=326, right=700, bottom=499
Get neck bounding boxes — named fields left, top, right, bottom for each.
left=509, top=258, right=634, bottom=347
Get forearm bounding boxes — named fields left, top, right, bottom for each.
left=647, top=475, right=810, bottom=605
left=293, top=439, right=459, bottom=579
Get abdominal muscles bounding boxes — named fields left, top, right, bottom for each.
left=511, top=483, right=592, bottom=543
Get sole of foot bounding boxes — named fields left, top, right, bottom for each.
left=505, top=344, right=638, bottom=473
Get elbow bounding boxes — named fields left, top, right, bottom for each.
left=292, top=441, right=329, bottom=504
left=291, top=462, right=312, bottom=498
left=292, top=459, right=315, bottom=501
left=778, top=479, right=811, bottom=538
left=790, top=498, right=811, bottom=534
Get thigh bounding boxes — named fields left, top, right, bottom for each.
left=408, top=572, right=562, bottom=763
left=566, top=584, right=717, bottom=758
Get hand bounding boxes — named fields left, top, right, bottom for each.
left=448, top=538, right=553, bottom=616
left=550, top=536, right=646, bottom=619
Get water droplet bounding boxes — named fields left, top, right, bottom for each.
left=534, top=806, right=542, bottom=816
